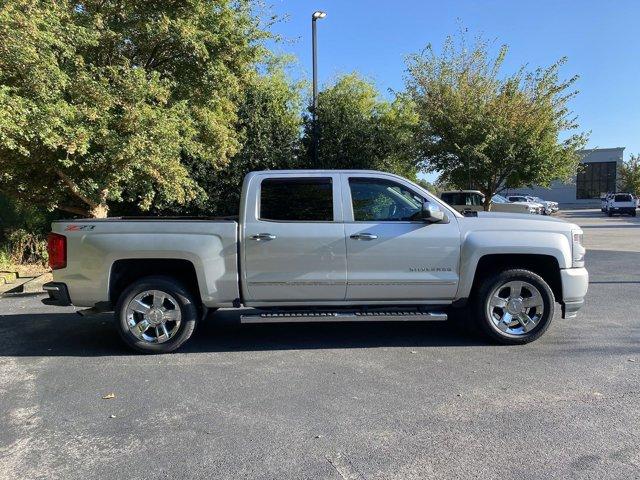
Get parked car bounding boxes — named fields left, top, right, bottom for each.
left=439, top=190, right=485, bottom=213
left=440, top=190, right=538, bottom=214
left=527, top=196, right=559, bottom=215
left=491, top=194, right=540, bottom=214
left=44, top=170, right=588, bottom=353
left=605, top=193, right=637, bottom=217
left=506, top=195, right=545, bottom=215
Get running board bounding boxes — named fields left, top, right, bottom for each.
left=240, top=310, right=448, bottom=324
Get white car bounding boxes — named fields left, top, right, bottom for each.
left=506, top=195, right=545, bottom=215
left=440, top=191, right=539, bottom=214
left=606, top=193, right=637, bottom=217
left=491, top=194, right=540, bottom=214
left=527, top=196, right=559, bottom=215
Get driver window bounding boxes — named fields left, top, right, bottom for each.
left=349, top=177, right=424, bottom=221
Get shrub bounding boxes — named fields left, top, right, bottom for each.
left=3, top=229, right=48, bottom=266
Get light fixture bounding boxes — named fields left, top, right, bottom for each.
left=312, top=11, right=327, bottom=20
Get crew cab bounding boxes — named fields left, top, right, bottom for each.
left=44, top=170, right=589, bottom=353
left=605, top=193, right=637, bottom=217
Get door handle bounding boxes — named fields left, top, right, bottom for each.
left=251, top=233, right=277, bottom=241
left=350, top=233, right=378, bottom=240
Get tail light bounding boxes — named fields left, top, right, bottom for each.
left=47, top=233, right=67, bottom=270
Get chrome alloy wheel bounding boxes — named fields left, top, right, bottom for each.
left=485, top=281, right=545, bottom=336
left=125, top=290, right=182, bottom=344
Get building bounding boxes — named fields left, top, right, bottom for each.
left=504, top=147, right=625, bottom=207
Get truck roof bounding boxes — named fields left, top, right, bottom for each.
left=441, top=190, right=484, bottom=195
left=250, top=169, right=385, bottom=175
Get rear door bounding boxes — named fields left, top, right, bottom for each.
left=342, top=174, right=461, bottom=302
left=241, top=173, right=347, bottom=303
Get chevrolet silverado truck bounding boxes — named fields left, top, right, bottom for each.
left=43, top=170, right=589, bottom=353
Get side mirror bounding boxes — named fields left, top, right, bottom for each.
left=421, top=202, right=446, bottom=223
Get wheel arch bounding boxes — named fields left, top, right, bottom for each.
left=109, top=258, right=202, bottom=307
left=464, top=254, right=562, bottom=303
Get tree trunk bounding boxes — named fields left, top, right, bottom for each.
left=482, top=193, right=492, bottom=211
left=89, top=201, right=108, bottom=218
left=56, top=170, right=109, bottom=218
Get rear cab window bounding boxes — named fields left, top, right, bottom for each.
left=441, top=192, right=464, bottom=205
left=614, top=194, right=633, bottom=202
left=260, top=177, right=334, bottom=221
left=441, top=192, right=483, bottom=206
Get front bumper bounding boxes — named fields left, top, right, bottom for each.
left=42, top=282, right=72, bottom=307
left=560, top=268, right=589, bottom=318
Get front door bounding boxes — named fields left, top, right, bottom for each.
left=342, top=175, right=461, bottom=302
left=242, top=174, right=347, bottom=303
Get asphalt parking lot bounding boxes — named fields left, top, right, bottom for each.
left=1, top=209, right=639, bottom=480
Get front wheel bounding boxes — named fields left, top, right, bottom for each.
left=474, top=269, right=555, bottom=344
left=115, top=276, right=199, bottom=353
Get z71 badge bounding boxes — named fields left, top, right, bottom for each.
left=65, top=225, right=95, bottom=231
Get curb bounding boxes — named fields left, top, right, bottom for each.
left=0, top=273, right=52, bottom=296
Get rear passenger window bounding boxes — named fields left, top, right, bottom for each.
left=615, top=194, right=632, bottom=202
left=260, top=178, right=333, bottom=221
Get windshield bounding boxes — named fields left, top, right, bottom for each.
left=492, top=194, right=508, bottom=203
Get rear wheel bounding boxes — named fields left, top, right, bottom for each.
left=474, top=269, right=555, bottom=344
left=115, top=276, right=199, bottom=353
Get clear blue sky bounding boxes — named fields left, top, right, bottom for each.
left=267, top=0, right=640, bottom=165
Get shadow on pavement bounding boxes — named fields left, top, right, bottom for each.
left=558, top=210, right=602, bottom=218
left=581, top=224, right=640, bottom=229
left=0, top=310, right=485, bottom=357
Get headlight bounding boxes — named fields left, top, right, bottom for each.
left=572, top=230, right=585, bottom=267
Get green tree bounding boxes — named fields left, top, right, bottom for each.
left=303, top=74, right=420, bottom=179
left=0, top=0, right=268, bottom=217
left=165, top=67, right=303, bottom=217
left=619, top=154, right=640, bottom=195
left=406, top=35, right=588, bottom=210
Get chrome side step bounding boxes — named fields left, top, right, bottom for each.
left=240, top=310, right=448, bottom=324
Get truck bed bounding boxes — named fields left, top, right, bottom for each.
left=53, top=216, right=239, bottom=222
left=51, top=218, right=240, bottom=308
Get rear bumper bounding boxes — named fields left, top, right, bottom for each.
left=609, top=206, right=635, bottom=212
left=560, top=268, right=589, bottom=318
left=42, top=282, right=72, bottom=307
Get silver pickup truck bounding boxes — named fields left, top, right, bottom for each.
left=44, top=170, right=588, bottom=353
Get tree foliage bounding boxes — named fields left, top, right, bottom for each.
left=166, top=67, right=303, bottom=217
left=406, top=35, right=588, bottom=209
left=0, top=0, right=267, bottom=217
left=619, top=154, right=640, bottom=195
left=303, top=74, right=420, bottom=179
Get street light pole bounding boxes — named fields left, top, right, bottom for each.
left=311, top=11, right=326, bottom=167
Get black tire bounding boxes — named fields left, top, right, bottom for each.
left=473, top=269, right=555, bottom=345
left=631, top=210, right=637, bottom=217
left=115, top=276, right=199, bottom=353
left=608, top=210, right=613, bottom=217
